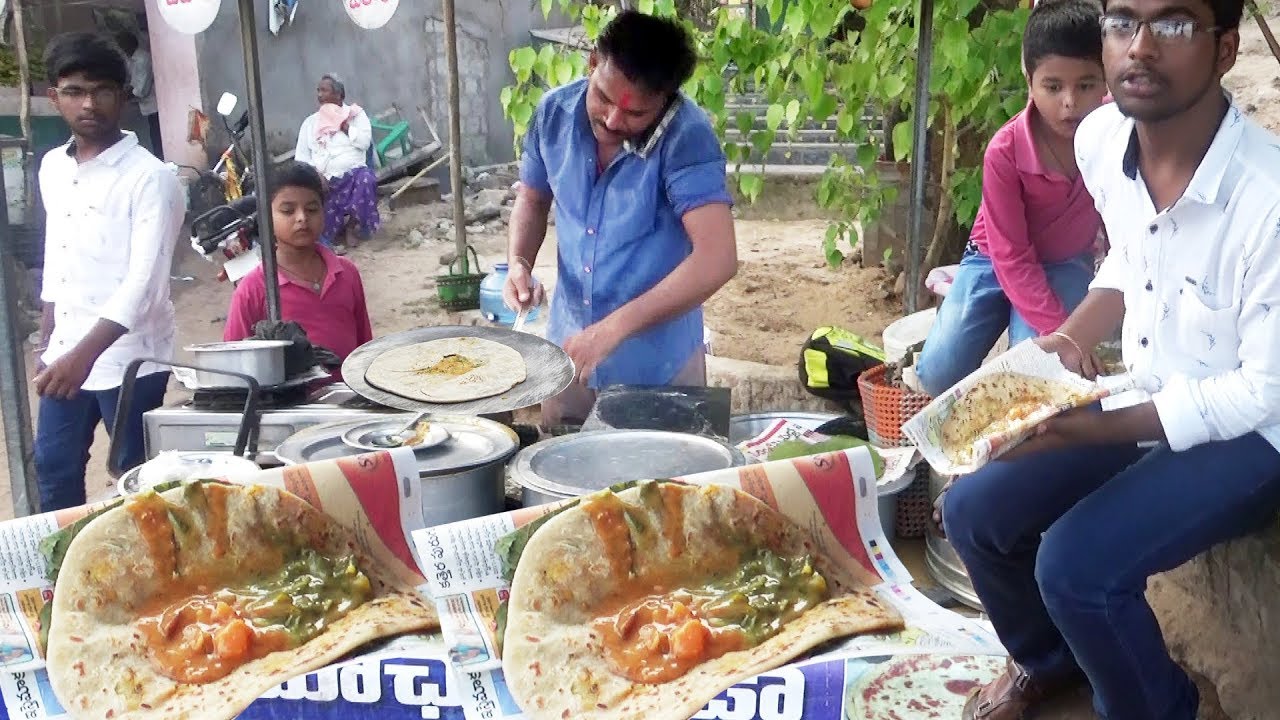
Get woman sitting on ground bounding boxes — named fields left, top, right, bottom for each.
left=293, top=73, right=380, bottom=252
left=223, top=162, right=373, bottom=381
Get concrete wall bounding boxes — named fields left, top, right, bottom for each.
left=144, top=3, right=206, bottom=168
left=194, top=0, right=556, bottom=171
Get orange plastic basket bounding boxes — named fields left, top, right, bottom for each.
left=857, top=364, right=932, bottom=448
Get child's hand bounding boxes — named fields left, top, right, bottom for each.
left=1035, top=332, right=1102, bottom=379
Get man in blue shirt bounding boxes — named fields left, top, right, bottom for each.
left=503, top=10, right=738, bottom=426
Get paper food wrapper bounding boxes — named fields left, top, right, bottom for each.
left=736, top=418, right=920, bottom=489
left=901, top=342, right=1134, bottom=476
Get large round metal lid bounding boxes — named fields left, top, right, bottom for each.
left=512, top=430, right=745, bottom=498
left=275, top=414, right=518, bottom=476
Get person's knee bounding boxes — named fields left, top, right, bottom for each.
left=1035, top=525, right=1099, bottom=606
left=914, top=348, right=957, bottom=397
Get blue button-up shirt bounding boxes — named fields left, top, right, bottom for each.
left=520, top=78, right=733, bottom=388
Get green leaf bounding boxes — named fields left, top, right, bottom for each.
left=510, top=100, right=534, bottom=126
left=765, top=103, right=785, bottom=131
left=703, top=73, right=724, bottom=97
left=638, top=0, right=655, bottom=14
left=783, top=4, right=807, bottom=37
left=836, top=110, right=855, bottom=137
left=785, top=99, right=801, bottom=128
left=736, top=111, right=754, bottom=134
left=540, top=0, right=554, bottom=19
left=739, top=173, right=764, bottom=203
left=881, top=75, right=906, bottom=98
left=891, top=120, right=912, bottom=161
left=857, top=143, right=878, bottom=167
left=511, top=47, right=537, bottom=84
left=811, top=94, right=838, bottom=124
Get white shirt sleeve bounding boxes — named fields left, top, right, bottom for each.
left=1151, top=204, right=1280, bottom=451
left=295, top=115, right=315, bottom=165
left=348, top=110, right=373, bottom=153
left=98, top=167, right=184, bottom=331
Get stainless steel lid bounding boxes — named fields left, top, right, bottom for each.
left=184, top=340, right=293, bottom=352
left=275, top=414, right=519, bottom=476
left=511, top=430, right=745, bottom=498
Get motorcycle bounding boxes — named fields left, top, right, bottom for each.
left=180, top=92, right=257, bottom=217
left=190, top=193, right=261, bottom=284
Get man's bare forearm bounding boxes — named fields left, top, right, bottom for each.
left=508, top=185, right=552, bottom=267
left=38, top=303, right=55, bottom=348
left=1057, top=288, right=1125, bottom=349
left=71, top=319, right=128, bottom=361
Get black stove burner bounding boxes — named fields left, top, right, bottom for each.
left=190, top=384, right=310, bottom=411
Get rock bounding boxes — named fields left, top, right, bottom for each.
left=893, top=271, right=906, bottom=296
left=436, top=219, right=452, bottom=231
left=1147, top=520, right=1280, bottom=720
left=439, top=250, right=457, bottom=266
left=403, top=229, right=426, bottom=249
left=500, top=206, right=514, bottom=224
left=849, top=246, right=864, bottom=266
left=473, top=188, right=512, bottom=208
left=706, top=355, right=843, bottom=414
left=465, top=203, right=502, bottom=224
left=465, top=224, right=486, bottom=234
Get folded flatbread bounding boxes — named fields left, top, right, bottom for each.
left=46, top=482, right=439, bottom=720
left=940, top=372, right=1087, bottom=464
left=502, top=482, right=903, bottom=720
left=364, top=337, right=527, bottom=403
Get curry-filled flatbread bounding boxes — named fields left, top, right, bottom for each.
left=364, top=336, right=527, bottom=403
left=939, top=372, right=1088, bottom=464
left=45, top=481, right=439, bottom=720
left=501, top=481, right=904, bottom=720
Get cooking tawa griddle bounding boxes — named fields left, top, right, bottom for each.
left=341, top=326, right=575, bottom=415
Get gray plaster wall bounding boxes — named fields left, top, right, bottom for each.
left=195, top=0, right=557, bottom=170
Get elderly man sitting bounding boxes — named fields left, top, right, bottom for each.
left=294, top=73, right=380, bottom=252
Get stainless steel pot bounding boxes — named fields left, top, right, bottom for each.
left=728, top=411, right=842, bottom=444
left=926, top=466, right=982, bottom=610
left=511, top=429, right=746, bottom=508
left=183, top=340, right=292, bottom=388
left=274, top=414, right=519, bottom=528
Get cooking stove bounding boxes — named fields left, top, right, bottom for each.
left=144, top=383, right=394, bottom=464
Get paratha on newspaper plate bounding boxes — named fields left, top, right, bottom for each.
left=46, top=481, right=439, bottom=720
left=364, top=336, right=527, bottom=403
left=939, top=372, right=1095, bottom=465
left=502, top=481, right=904, bottom=720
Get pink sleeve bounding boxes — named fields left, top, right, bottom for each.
left=223, top=276, right=265, bottom=341
left=350, top=266, right=374, bottom=345
left=980, top=138, right=1069, bottom=335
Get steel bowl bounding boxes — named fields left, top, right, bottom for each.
left=183, top=340, right=292, bottom=388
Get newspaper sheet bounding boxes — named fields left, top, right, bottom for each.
left=0, top=446, right=1009, bottom=720
left=734, top=418, right=919, bottom=489
left=412, top=448, right=1005, bottom=719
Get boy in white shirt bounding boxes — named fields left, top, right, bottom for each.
left=34, top=32, right=184, bottom=512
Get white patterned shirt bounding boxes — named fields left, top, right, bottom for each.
left=1077, top=101, right=1280, bottom=452
left=39, top=132, right=185, bottom=391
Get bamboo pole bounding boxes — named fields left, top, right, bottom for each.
left=13, top=0, right=33, bottom=212
left=1247, top=0, right=1280, bottom=67
left=442, top=0, right=468, bottom=274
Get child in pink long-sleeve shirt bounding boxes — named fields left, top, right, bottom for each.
left=916, top=0, right=1108, bottom=396
left=223, top=162, right=373, bottom=382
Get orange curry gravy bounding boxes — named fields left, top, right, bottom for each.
left=123, top=488, right=374, bottom=685
left=579, top=486, right=831, bottom=685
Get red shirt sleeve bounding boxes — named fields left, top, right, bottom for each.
left=979, top=134, right=1070, bottom=335
left=349, top=265, right=374, bottom=346
left=223, top=273, right=266, bottom=341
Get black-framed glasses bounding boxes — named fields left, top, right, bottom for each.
left=53, top=85, right=121, bottom=104
left=1099, top=14, right=1221, bottom=43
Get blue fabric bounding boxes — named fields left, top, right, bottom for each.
left=520, top=79, right=732, bottom=388
left=915, top=247, right=1094, bottom=396
left=34, top=371, right=169, bottom=512
left=943, top=429, right=1280, bottom=720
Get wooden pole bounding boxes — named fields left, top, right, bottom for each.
left=13, top=0, right=33, bottom=212
left=1247, top=0, right=1280, bottom=67
left=442, top=0, right=468, bottom=274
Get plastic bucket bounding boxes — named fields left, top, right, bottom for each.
left=883, top=307, right=937, bottom=363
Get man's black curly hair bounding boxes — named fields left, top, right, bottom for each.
left=43, top=32, right=128, bottom=87
left=596, top=10, right=697, bottom=96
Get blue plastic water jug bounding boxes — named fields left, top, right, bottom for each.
left=479, top=263, right=540, bottom=326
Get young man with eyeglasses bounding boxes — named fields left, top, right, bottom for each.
left=938, top=0, right=1280, bottom=717
left=32, top=33, right=184, bottom=512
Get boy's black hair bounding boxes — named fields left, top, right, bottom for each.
left=115, top=31, right=139, bottom=55
left=596, top=10, right=697, bottom=96
left=43, top=32, right=128, bottom=87
left=1023, top=0, right=1104, bottom=76
left=1100, top=0, right=1244, bottom=29
left=269, top=161, right=326, bottom=202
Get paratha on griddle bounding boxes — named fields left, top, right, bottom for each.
left=364, top=336, right=527, bottom=403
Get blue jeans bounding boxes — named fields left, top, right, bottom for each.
left=33, top=371, right=170, bottom=512
left=943, top=432, right=1280, bottom=719
left=915, top=248, right=1093, bottom=397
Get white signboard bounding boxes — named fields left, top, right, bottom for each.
left=343, top=0, right=399, bottom=29
left=155, top=0, right=221, bottom=34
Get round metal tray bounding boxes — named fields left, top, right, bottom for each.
left=341, top=326, right=575, bottom=415
left=341, top=416, right=451, bottom=452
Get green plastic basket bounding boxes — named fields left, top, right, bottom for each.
left=436, top=246, right=487, bottom=311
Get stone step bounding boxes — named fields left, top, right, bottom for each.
left=725, top=127, right=884, bottom=144
left=727, top=162, right=831, bottom=178
left=728, top=141, right=864, bottom=166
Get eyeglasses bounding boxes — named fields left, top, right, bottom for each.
left=1099, top=15, right=1221, bottom=43
left=54, top=85, right=120, bottom=104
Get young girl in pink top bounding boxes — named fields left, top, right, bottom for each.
left=915, top=0, right=1108, bottom=396
left=223, top=162, right=373, bottom=381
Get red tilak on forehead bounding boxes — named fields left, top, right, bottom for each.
left=619, top=92, right=633, bottom=112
